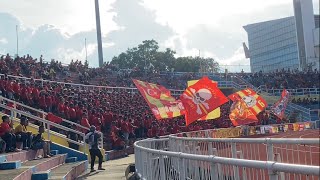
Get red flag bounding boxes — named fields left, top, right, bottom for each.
left=132, top=79, right=185, bottom=120
left=228, top=88, right=267, bottom=126
left=271, top=89, right=290, bottom=119
left=180, top=76, right=228, bottom=126
left=229, top=96, right=258, bottom=126
left=229, top=88, right=267, bottom=115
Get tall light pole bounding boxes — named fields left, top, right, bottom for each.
left=16, top=25, right=19, bottom=57
left=95, top=0, right=104, bottom=67
left=85, top=38, right=88, bottom=62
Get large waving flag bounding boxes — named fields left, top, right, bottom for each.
left=187, top=79, right=220, bottom=121
left=132, top=79, right=185, bottom=120
left=229, top=88, right=267, bottom=115
left=228, top=88, right=267, bottom=126
left=229, top=96, right=258, bottom=126
left=271, top=89, right=290, bottom=119
left=181, top=76, right=228, bottom=126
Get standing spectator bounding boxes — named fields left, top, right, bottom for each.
left=85, top=126, right=105, bottom=172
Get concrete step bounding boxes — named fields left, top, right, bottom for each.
left=0, top=154, right=67, bottom=180
left=65, top=157, right=77, bottom=163
left=32, top=170, right=51, bottom=180
left=0, top=161, right=21, bottom=170
left=50, top=150, right=59, bottom=156
left=0, top=150, right=43, bottom=163
left=49, top=161, right=88, bottom=180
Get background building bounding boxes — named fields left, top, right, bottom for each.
left=243, top=0, right=319, bottom=73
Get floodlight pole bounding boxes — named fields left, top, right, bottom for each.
left=95, top=0, right=104, bottom=67
left=16, top=25, right=19, bottom=56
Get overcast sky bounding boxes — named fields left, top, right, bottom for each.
left=0, top=0, right=319, bottom=72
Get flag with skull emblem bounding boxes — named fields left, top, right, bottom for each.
left=132, top=79, right=185, bottom=120
left=228, top=88, right=267, bottom=126
left=271, top=89, right=290, bottom=119
left=180, top=76, right=229, bottom=126
left=229, top=88, right=267, bottom=115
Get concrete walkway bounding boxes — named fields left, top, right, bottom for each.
left=77, top=155, right=135, bottom=180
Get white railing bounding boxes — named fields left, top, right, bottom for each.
left=0, top=96, right=103, bottom=152
left=134, top=138, right=320, bottom=180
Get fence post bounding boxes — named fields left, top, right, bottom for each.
left=210, top=156, right=219, bottom=180
left=231, top=142, right=240, bottom=180
left=275, top=153, right=285, bottom=180
left=179, top=155, right=186, bottom=180
left=159, top=155, right=166, bottom=180
left=267, top=139, right=278, bottom=180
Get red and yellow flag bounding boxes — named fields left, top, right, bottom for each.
left=271, top=89, right=290, bottom=119
left=132, top=79, right=185, bottom=120
left=229, top=97, right=258, bottom=126
left=187, top=80, right=220, bottom=120
left=229, top=88, right=267, bottom=115
left=180, top=76, right=228, bottom=126
left=228, top=88, right=267, bottom=126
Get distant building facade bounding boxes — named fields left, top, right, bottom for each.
left=243, top=0, right=319, bottom=73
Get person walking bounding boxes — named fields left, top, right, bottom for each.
left=85, top=125, right=105, bottom=172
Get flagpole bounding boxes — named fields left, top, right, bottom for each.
left=16, top=25, right=19, bottom=56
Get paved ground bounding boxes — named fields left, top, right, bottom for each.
left=77, top=155, right=135, bottom=180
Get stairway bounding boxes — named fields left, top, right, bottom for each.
left=0, top=149, right=88, bottom=180
left=232, top=74, right=312, bottom=121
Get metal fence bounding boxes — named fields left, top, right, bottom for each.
left=134, top=138, right=320, bottom=180
left=0, top=96, right=104, bottom=152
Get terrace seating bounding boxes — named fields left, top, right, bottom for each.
left=0, top=149, right=87, bottom=180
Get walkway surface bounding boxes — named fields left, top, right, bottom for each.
left=77, top=155, right=135, bottom=180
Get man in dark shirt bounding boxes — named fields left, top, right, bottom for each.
left=85, top=126, right=105, bottom=172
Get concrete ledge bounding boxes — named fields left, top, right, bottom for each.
left=0, top=150, right=43, bottom=164
left=49, top=160, right=88, bottom=180
left=106, top=147, right=134, bottom=161
left=50, top=150, right=59, bottom=156
left=14, top=154, right=67, bottom=180
left=0, top=161, right=21, bottom=170
left=65, top=157, right=77, bottom=163
left=32, top=170, right=51, bottom=180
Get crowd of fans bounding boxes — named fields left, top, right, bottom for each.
left=239, top=69, right=319, bottom=89
left=0, top=53, right=319, bottom=153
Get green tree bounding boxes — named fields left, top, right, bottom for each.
left=110, top=39, right=219, bottom=73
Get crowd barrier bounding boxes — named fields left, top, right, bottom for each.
left=135, top=137, right=320, bottom=180
left=179, top=121, right=319, bottom=139
left=166, top=121, right=319, bottom=168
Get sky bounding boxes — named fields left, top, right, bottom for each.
left=0, top=0, right=319, bottom=72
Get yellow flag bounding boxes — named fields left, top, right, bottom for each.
left=187, top=79, right=221, bottom=120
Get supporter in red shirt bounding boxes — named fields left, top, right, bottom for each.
left=68, top=104, right=77, bottom=122
left=0, top=115, right=17, bottom=152
left=80, top=114, right=90, bottom=133
left=45, top=94, right=53, bottom=112
left=39, top=94, right=47, bottom=111
left=64, top=102, right=70, bottom=119
left=112, top=135, right=125, bottom=150
left=76, top=104, right=84, bottom=120
left=57, top=100, right=65, bottom=116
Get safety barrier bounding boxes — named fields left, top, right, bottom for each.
left=0, top=96, right=103, bottom=153
left=134, top=138, right=320, bottom=180
left=168, top=121, right=319, bottom=165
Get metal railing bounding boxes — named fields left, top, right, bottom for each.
left=134, top=138, right=320, bottom=180
left=0, top=96, right=103, bottom=152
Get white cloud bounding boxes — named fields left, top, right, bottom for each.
left=0, top=0, right=118, bottom=35
left=0, top=38, right=8, bottom=44
left=0, top=0, right=319, bottom=71
left=56, top=43, right=97, bottom=64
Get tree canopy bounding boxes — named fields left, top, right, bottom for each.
left=110, top=40, right=219, bottom=73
